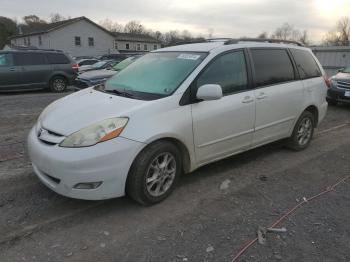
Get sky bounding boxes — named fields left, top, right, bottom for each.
left=1, top=0, right=350, bottom=43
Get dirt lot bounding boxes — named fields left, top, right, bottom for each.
left=0, top=91, right=349, bottom=262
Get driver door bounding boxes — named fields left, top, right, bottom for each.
left=191, top=50, right=256, bottom=165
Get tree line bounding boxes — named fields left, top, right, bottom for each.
left=1, top=13, right=350, bottom=49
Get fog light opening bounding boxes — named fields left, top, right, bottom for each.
left=74, top=182, right=102, bottom=190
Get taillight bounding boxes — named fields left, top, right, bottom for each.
left=323, top=76, right=331, bottom=88
left=71, top=64, right=79, bottom=70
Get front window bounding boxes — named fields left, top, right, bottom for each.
left=75, top=36, right=81, bottom=46
left=88, top=37, right=94, bottom=47
left=104, top=52, right=207, bottom=99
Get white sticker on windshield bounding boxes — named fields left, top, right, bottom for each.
left=177, top=54, right=201, bottom=60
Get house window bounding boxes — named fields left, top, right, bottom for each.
left=137, top=43, right=141, bottom=51
left=88, top=37, right=94, bottom=47
left=125, top=43, right=130, bottom=50
left=154, top=45, right=158, bottom=50
left=24, top=38, right=27, bottom=45
left=75, top=36, right=81, bottom=46
left=144, top=44, right=147, bottom=51
left=38, top=35, right=42, bottom=46
left=114, top=40, right=118, bottom=50
left=27, top=37, right=31, bottom=46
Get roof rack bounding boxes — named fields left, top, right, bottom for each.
left=206, top=38, right=233, bottom=42
left=9, top=45, right=64, bottom=52
left=224, top=38, right=304, bottom=47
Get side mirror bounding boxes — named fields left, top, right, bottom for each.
left=196, top=84, right=223, bottom=101
left=338, top=68, right=344, bottom=73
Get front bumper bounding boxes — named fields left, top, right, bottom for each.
left=327, top=87, right=350, bottom=103
left=27, top=127, right=145, bottom=200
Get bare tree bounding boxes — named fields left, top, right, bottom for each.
left=124, top=21, right=146, bottom=34
left=50, top=13, right=65, bottom=23
left=99, top=18, right=123, bottom=32
left=257, top=31, right=268, bottom=39
left=323, top=17, right=350, bottom=46
left=270, top=23, right=309, bottom=44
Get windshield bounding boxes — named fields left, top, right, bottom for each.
left=342, top=66, right=350, bottom=73
left=112, top=57, right=136, bottom=71
left=105, top=52, right=207, bottom=96
left=92, top=61, right=107, bottom=68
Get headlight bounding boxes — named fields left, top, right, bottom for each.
left=60, top=117, right=128, bottom=148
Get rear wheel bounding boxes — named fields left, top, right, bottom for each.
left=126, top=141, right=182, bottom=206
left=287, top=111, right=315, bottom=151
left=50, top=76, right=67, bottom=92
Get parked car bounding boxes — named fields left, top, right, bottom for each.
left=74, top=56, right=140, bottom=89
left=0, top=50, right=78, bottom=92
left=73, top=56, right=97, bottom=60
left=78, top=60, right=117, bottom=73
left=28, top=40, right=328, bottom=205
left=97, top=54, right=128, bottom=62
left=327, top=66, right=350, bottom=105
left=76, top=58, right=99, bottom=67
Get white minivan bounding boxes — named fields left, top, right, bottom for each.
left=28, top=39, right=328, bottom=205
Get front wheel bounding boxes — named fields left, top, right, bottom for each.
left=287, top=111, right=315, bottom=151
left=126, top=141, right=182, bottom=205
left=50, top=76, right=67, bottom=92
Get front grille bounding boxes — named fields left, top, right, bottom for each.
left=336, top=81, right=350, bottom=90
left=45, top=173, right=61, bottom=184
left=37, top=127, right=65, bottom=145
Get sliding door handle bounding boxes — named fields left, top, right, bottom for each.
left=242, top=96, right=254, bottom=103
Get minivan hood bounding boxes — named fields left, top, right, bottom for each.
left=39, top=88, right=147, bottom=136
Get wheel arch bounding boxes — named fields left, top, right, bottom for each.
left=304, top=105, right=319, bottom=127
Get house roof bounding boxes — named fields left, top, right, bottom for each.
left=10, top=16, right=113, bottom=39
left=10, top=17, right=161, bottom=44
left=112, top=32, right=160, bottom=43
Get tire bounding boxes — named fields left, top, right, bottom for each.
left=50, top=76, right=67, bottom=92
left=326, top=97, right=338, bottom=106
left=126, top=141, right=182, bottom=206
left=287, top=111, right=315, bottom=151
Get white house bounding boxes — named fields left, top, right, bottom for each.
left=9, top=17, right=161, bottom=57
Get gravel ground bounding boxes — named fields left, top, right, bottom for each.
left=0, top=90, right=349, bottom=262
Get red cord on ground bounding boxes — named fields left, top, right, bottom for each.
left=230, top=174, right=350, bottom=262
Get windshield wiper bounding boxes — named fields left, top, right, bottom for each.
left=105, top=89, right=135, bottom=98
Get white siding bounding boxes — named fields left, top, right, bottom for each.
left=47, top=20, right=115, bottom=57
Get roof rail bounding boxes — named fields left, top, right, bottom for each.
left=206, top=38, right=233, bottom=42
left=224, top=38, right=305, bottom=47
left=10, top=46, right=64, bottom=52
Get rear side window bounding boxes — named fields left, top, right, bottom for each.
left=47, top=53, right=70, bottom=64
left=196, top=51, right=249, bottom=95
left=14, top=53, right=47, bottom=66
left=251, top=49, right=295, bottom=87
left=0, top=53, right=13, bottom=66
left=290, top=49, right=322, bottom=79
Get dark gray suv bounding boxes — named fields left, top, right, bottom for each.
left=0, top=50, right=78, bottom=92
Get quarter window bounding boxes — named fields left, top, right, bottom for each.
left=75, top=36, right=81, bottom=46
left=251, top=49, right=295, bottom=87
left=88, top=37, right=94, bottom=47
left=14, top=53, right=47, bottom=66
left=47, top=53, right=69, bottom=64
left=196, top=51, right=249, bottom=95
left=290, top=49, right=322, bottom=79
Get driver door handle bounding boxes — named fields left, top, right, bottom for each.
left=257, top=92, right=268, bottom=100
left=242, top=96, right=254, bottom=103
